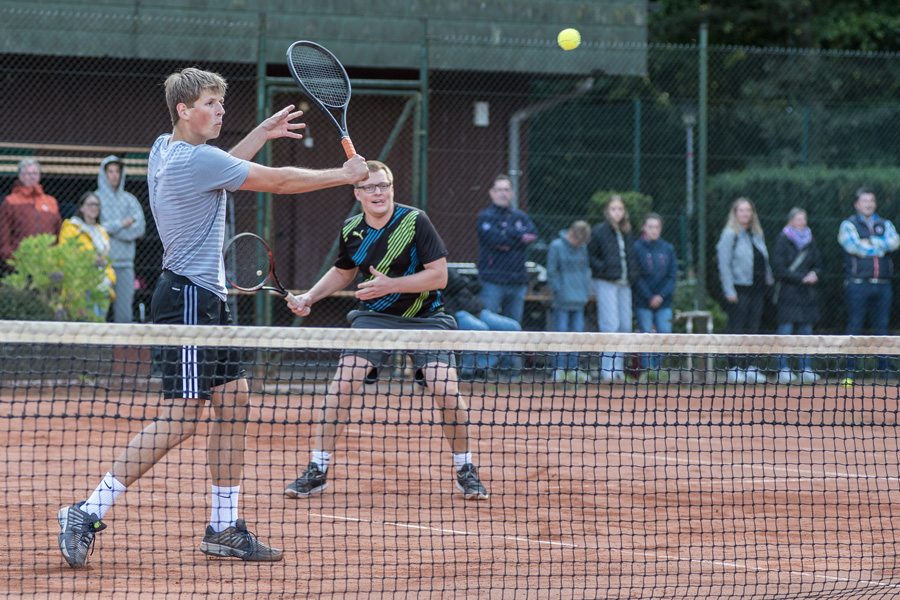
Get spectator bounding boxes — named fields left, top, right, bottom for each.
left=772, top=207, right=823, bottom=384
left=632, top=213, right=678, bottom=381
left=475, top=174, right=538, bottom=325
left=716, top=197, right=773, bottom=384
left=58, top=192, right=117, bottom=319
left=0, top=159, right=62, bottom=272
left=838, top=187, right=900, bottom=384
left=444, top=267, right=521, bottom=380
left=546, top=220, right=592, bottom=383
left=95, top=155, right=146, bottom=323
left=588, top=195, right=640, bottom=382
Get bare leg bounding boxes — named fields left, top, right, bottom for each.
left=109, top=398, right=204, bottom=487
left=422, top=361, right=470, bottom=455
left=314, top=355, right=370, bottom=453
left=207, top=377, right=250, bottom=487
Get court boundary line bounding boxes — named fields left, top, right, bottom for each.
left=311, top=511, right=900, bottom=590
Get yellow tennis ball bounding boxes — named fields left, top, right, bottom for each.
left=558, top=28, right=581, bottom=51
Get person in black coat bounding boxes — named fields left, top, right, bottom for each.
left=588, top=195, right=640, bottom=381
left=771, top=207, right=823, bottom=384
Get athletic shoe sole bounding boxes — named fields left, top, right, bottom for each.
left=284, top=481, right=328, bottom=499
left=455, top=481, right=489, bottom=501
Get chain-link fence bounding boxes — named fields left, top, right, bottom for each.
left=4, top=11, right=900, bottom=334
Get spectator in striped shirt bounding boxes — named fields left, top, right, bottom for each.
left=837, top=187, right=900, bottom=384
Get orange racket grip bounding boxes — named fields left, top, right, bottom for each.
left=342, top=137, right=356, bottom=158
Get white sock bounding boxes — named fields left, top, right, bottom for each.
left=82, top=472, right=126, bottom=519
left=312, top=450, right=332, bottom=473
left=452, top=452, right=473, bottom=471
left=210, top=485, right=240, bottom=533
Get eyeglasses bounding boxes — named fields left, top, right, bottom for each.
left=83, top=203, right=100, bottom=207
left=356, top=182, right=393, bottom=193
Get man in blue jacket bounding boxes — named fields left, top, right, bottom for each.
left=475, top=174, right=538, bottom=326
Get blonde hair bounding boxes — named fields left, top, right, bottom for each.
left=605, top=195, right=631, bottom=234
left=365, top=160, right=393, bottom=183
left=724, top=197, right=763, bottom=237
left=164, top=68, right=227, bottom=127
left=569, top=220, right=591, bottom=245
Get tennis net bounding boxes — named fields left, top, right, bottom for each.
left=2, top=319, right=899, bottom=599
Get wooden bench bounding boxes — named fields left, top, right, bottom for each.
left=0, top=142, right=150, bottom=176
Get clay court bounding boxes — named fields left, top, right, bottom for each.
left=3, top=375, right=899, bottom=599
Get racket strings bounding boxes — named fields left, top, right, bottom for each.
left=224, top=237, right=272, bottom=290
left=289, top=47, right=350, bottom=107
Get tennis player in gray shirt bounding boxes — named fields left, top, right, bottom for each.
left=57, top=67, right=368, bottom=568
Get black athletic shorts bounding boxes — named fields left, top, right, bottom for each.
left=343, top=310, right=457, bottom=385
left=151, top=270, right=245, bottom=400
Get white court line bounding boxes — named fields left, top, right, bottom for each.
left=310, top=512, right=575, bottom=547
left=633, top=452, right=900, bottom=483
left=500, top=439, right=900, bottom=484
left=310, top=512, right=900, bottom=590
left=344, top=427, right=374, bottom=436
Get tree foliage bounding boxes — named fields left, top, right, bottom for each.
left=650, top=0, right=900, bottom=52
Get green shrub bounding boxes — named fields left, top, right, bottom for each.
left=0, top=285, right=55, bottom=320
left=2, top=234, right=110, bottom=322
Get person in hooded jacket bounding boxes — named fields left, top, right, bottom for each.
left=546, top=220, right=592, bottom=383
left=95, top=155, right=146, bottom=322
left=0, top=159, right=61, bottom=272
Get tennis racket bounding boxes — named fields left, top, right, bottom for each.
left=223, top=233, right=290, bottom=297
left=286, top=41, right=356, bottom=158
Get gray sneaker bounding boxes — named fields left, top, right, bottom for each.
left=455, top=463, right=489, bottom=500
left=58, top=502, right=107, bottom=568
left=284, top=462, right=329, bottom=498
left=200, top=519, right=283, bottom=562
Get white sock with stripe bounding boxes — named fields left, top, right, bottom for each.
left=82, top=472, right=126, bottom=519
left=312, top=450, right=332, bottom=473
left=210, top=485, right=240, bottom=533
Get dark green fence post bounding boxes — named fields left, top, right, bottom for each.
left=633, top=99, right=641, bottom=192
left=696, top=24, right=708, bottom=313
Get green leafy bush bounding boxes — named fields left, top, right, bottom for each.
left=2, top=234, right=110, bottom=322
left=0, top=285, right=55, bottom=320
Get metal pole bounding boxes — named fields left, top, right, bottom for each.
left=418, top=18, right=429, bottom=211
left=255, top=11, right=270, bottom=326
left=696, top=24, right=709, bottom=311
left=633, top=99, right=641, bottom=192
left=685, top=115, right=695, bottom=290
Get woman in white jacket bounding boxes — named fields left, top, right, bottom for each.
left=716, top=197, right=773, bottom=384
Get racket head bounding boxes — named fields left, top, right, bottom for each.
left=223, top=233, right=275, bottom=292
left=286, top=41, right=351, bottom=110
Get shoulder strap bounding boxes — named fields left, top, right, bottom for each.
left=787, top=248, right=808, bottom=272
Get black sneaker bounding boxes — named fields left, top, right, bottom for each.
left=200, top=519, right=283, bottom=562
left=57, top=502, right=107, bottom=568
left=284, top=462, right=329, bottom=498
left=455, top=463, right=489, bottom=500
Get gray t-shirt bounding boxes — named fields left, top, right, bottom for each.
left=147, top=134, right=250, bottom=300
